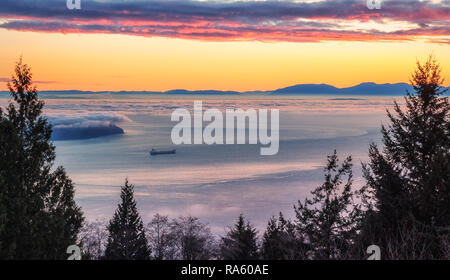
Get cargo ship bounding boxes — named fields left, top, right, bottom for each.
left=150, top=148, right=176, bottom=156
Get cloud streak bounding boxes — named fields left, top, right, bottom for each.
left=0, top=0, right=449, bottom=43
left=0, top=76, right=61, bottom=84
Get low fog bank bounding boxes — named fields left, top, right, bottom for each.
left=52, top=124, right=124, bottom=141
left=49, top=114, right=126, bottom=141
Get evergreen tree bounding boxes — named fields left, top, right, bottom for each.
left=104, top=179, right=150, bottom=260
left=221, top=214, right=259, bottom=260
left=295, top=151, right=365, bottom=259
left=362, top=55, right=449, bottom=259
left=0, top=174, right=4, bottom=251
left=0, top=58, right=84, bottom=259
left=262, top=212, right=305, bottom=260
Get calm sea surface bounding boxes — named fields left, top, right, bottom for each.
left=1, top=94, right=396, bottom=233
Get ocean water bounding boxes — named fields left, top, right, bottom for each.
left=1, top=94, right=396, bottom=233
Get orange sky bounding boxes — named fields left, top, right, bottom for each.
left=0, top=29, right=449, bottom=91
left=1, top=0, right=449, bottom=91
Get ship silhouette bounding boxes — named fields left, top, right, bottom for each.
left=150, top=148, right=176, bottom=156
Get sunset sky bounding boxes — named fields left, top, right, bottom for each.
left=0, top=0, right=449, bottom=91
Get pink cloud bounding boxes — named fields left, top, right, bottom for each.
left=0, top=0, right=448, bottom=43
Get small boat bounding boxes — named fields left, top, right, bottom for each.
left=150, top=148, right=176, bottom=156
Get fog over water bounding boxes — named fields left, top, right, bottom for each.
left=1, top=94, right=396, bottom=233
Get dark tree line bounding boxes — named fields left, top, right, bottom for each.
left=1, top=55, right=448, bottom=259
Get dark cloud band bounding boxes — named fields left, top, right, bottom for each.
left=0, top=0, right=448, bottom=43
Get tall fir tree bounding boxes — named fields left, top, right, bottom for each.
left=104, top=179, right=150, bottom=260
left=295, top=151, right=365, bottom=259
left=0, top=58, right=84, bottom=259
left=220, top=214, right=259, bottom=260
left=262, top=212, right=305, bottom=260
left=362, top=55, right=449, bottom=259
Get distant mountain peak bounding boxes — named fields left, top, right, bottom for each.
left=273, top=82, right=415, bottom=95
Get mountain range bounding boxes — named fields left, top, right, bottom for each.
left=1, top=82, right=449, bottom=96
